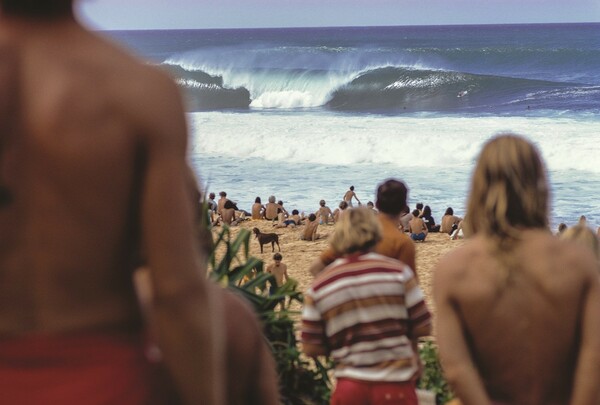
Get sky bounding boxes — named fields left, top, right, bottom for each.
left=77, top=0, right=600, bottom=31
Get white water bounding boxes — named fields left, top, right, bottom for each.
left=188, top=112, right=600, bottom=229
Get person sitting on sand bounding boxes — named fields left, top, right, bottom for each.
left=408, top=210, right=428, bottom=242
left=251, top=197, right=265, bottom=220
left=399, top=205, right=413, bottom=232
left=366, top=201, right=377, bottom=213
left=343, top=185, right=361, bottom=207
left=301, top=208, right=431, bottom=405
left=275, top=209, right=303, bottom=228
left=217, top=191, right=228, bottom=216
left=276, top=200, right=289, bottom=222
left=333, top=200, right=349, bottom=223
left=219, top=200, right=242, bottom=226
left=301, top=214, right=321, bottom=241
left=440, top=207, right=462, bottom=234
left=316, top=199, right=334, bottom=225
left=264, top=196, right=283, bottom=221
left=415, top=202, right=424, bottom=217
left=420, top=205, right=440, bottom=232
left=433, top=134, right=600, bottom=405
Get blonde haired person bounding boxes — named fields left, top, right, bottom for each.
left=301, top=208, right=431, bottom=405
left=560, top=224, right=600, bottom=263
left=433, top=134, right=600, bottom=405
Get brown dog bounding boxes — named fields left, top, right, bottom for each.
left=253, top=227, right=281, bottom=253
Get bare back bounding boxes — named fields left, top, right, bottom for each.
left=0, top=21, right=185, bottom=334
left=434, top=230, right=600, bottom=404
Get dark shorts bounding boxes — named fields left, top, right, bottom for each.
left=283, top=220, right=296, bottom=226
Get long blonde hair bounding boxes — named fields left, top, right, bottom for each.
left=330, top=207, right=382, bottom=255
left=464, top=134, right=549, bottom=245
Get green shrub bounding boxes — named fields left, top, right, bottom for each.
left=418, top=339, right=454, bottom=404
left=209, top=226, right=332, bottom=405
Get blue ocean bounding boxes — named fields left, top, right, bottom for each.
left=105, top=24, right=600, bottom=229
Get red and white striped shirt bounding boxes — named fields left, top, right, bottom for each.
left=301, top=252, right=430, bottom=382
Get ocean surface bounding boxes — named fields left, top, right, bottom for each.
left=104, top=24, right=600, bottom=229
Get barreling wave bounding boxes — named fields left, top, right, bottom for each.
left=163, top=62, right=593, bottom=114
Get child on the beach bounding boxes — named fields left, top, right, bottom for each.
left=266, top=253, right=289, bottom=296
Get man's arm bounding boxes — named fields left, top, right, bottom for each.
left=433, top=261, right=491, bottom=405
left=569, top=262, right=600, bottom=405
left=139, top=71, right=223, bottom=405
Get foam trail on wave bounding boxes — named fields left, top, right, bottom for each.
left=188, top=112, right=600, bottom=173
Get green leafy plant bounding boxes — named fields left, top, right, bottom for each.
left=418, top=339, right=454, bottom=405
left=208, top=226, right=332, bottom=404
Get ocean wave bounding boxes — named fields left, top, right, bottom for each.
left=163, top=61, right=591, bottom=113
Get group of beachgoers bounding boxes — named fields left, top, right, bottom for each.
left=3, top=2, right=599, bottom=405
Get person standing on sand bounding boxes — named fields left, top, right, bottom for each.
left=0, top=1, right=225, bottom=403
left=433, top=134, right=600, bottom=405
left=309, top=179, right=416, bottom=277
left=301, top=208, right=431, bottom=405
left=343, top=185, right=361, bottom=207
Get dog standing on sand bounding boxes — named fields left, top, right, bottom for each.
left=253, top=228, right=281, bottom=253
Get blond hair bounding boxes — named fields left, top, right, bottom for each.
left=330, top=207, right=382, bottom=255
left=464, top=134, right=549, bottom=244
left=560, top=224, right=600, bottom=262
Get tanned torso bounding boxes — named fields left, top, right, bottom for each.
left=434, top=229, right=600, bottom=405
left=0, top=20, right=171, bottom=335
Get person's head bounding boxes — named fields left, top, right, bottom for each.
left=412, top=209, right=420, bottom=217
left=219, top=191, right=227, bottom=198
left=277, top=200, right=284, bottom=206
left=464, top=134, right=549, bottom=240
left=579, top=215, right=587, bottom=225
left=209, top=192, right=215, bottom=200
left=339, top=201, right=348, bottom=210
left=560, top=224, right=600, bottom=262
left=255, top=196, right=261, bottom=203
left=422, top=205, right=432, bottom=217
left=349, top=186, right=355, bottom=191
left=330, top=207, right=382, bottom=255
left=367, top=201, right=374, bottom=208
left=268, top=195, right=276, bottom=203
left=273, top=253, right=283, bottom=262
left=445, top=207, right=454, bottom=216
left=557, top=223, right=567, bottom=234
left=1, top=0, right=73, bottom=18
left=308, top=213, right=317, bottom=222
left=416, top=202, right=424, bottom=211
left=292, top=209, right=299, bottom=215
left=319, top=199, right=326, bottom=207
left=375, top=178, right=408, bottom=216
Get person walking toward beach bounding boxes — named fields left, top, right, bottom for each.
left=310, top=179, right=416, bottom=277
left=343, top=185, right=361, bottom=207
left=0, top=1, right=223, bottom=403
left=301, top=208, right=431, bottom=405
left=433, top=134, right=600, bottom=405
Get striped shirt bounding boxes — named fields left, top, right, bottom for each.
left=301, top=252, right=431, bottom=382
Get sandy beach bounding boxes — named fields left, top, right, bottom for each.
left=212, top=218, right=466, bottom=318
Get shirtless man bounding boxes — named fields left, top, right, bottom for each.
left=266, top=253, right=289, bottom=294
left=301, top=214, right=321, bottom=241
left=0, top=2, right=222, bottom=403
left=217, top=191, right=228, bottom=216
left=434, top=134, right=600, bottom=405
left=264, top=195, right=284, bottom=221
left=343, top=185, right=361, bottom=207
left=316, top=199, right=334, bottom=224
left=408, top=210, right=428, bottom=241
left=440, top=207, right=462, bottom=234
